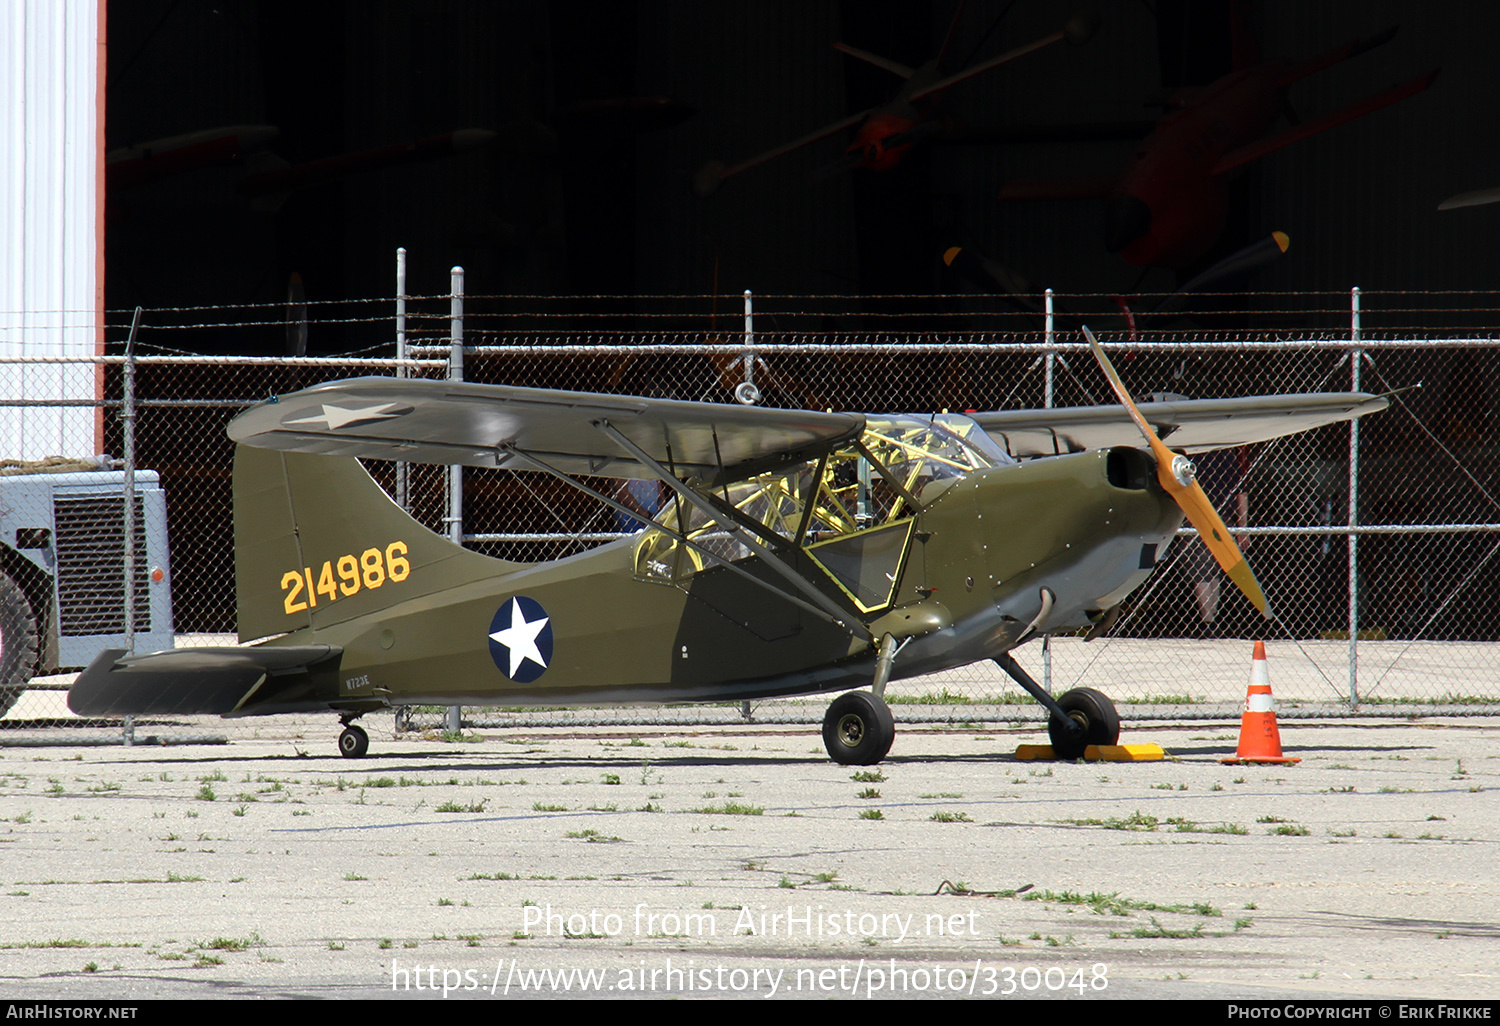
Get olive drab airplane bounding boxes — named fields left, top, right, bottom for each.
left=69, top=332, right=1386, bottom=763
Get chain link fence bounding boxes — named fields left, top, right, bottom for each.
left=3, top=288, right=1499, bottom=747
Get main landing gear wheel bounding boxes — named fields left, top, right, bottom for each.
left=338, top=724, right=370, bottom=759
left=822, top=691, right=895, bottom=766
left=1047, top=687, right=1120, bottom=760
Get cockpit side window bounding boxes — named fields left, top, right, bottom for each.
left=633, top=413, right=1002, bottom=588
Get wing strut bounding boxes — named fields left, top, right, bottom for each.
left=593, top=419, right=871, bottom=638
left=852, top=438, right=925, bottom=513
left=500, top=443, right=866, bottom=638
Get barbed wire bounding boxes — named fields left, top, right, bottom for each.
left=0, top=287, right=1486, bottom=317
left=7, top=335, right=1500, bottom=363
left=411, top=336, right=1500, bottom=353
left=0, top=353, right=442, bottom=367
left=0, top=289, right=1495, bottom=346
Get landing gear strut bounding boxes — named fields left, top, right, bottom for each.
left=822, top=634, right=901, bottom=766
left=993, top=653, right=1120, bottom=759
left=338, top=721, right=369, bottom=759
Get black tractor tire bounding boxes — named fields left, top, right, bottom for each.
left=1047, top=687, right=1120, bottom=759
left=0, top=573, right=39, bottom=717
left=822, top=691, right=895, bottom=766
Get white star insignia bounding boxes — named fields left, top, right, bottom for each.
left=286, top=402, right=403, bottom=430
left=488, top=601, right=551, bottom=678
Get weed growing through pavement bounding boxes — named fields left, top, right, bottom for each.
left=436, top=799, right=486, bottom=813
left=1057, top=810, right=1158, bottom=831
left=690, top=803, right=763, bottom=815
left=1112, top=918, right=1205, bottom=940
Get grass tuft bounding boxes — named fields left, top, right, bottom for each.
left=690, top=803, right=763, bottom=816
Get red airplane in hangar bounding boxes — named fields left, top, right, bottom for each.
left=997, top=25, right=1438, bottom=268
left=694, top=7, right=1097, bottom=198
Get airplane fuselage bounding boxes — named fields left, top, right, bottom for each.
left=1110, top=66, right=1290, bottom=267
left=264, top=448, right=1180, bottom=714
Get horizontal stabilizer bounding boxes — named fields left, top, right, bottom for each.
left=68, top=645, right=342, bottom=717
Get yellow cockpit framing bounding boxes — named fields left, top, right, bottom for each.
left=633, top=414, right=1014, bottom=613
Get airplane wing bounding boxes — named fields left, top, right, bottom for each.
left=832, top=42, right=914, bottom=81
left=694, top=110, right=873, bottom=197
left=1212, top=70, right=1437, bottom=177
left=907, top=22, right=1082, bottom=104
left=228, top=376, right=865, bottom=485
left=972, top=392, right=1388, bottom=458
left=1438, top=186, right=1500, bottom=211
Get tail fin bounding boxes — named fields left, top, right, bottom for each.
left=233, top=445, right=512, bottom=642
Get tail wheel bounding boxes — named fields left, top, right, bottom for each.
left=822, top=691, right=895, bottom=766
left=0, top=573, right=39, bottom=717
left=338, top=724, right=370, bottom=759
left=1047, top=687, right=1120, bottom=759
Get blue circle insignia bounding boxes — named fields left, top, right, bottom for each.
left=487, top=596, right=554, bottom=684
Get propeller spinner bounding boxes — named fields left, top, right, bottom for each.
left=1082, top=325, right=1271, bottom=618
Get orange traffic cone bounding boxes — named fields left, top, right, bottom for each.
left=1221, top=641, right=1301, bottom=765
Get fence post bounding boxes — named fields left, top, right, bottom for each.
left=743, top=289, right=752, bottom=370
left=1042, top=288, right=1056, bottom=690
left=448, top=267, right=464, bottom=734
left=395, top=248, right=408, bottom=511
left=121, top=306, right=142, bottom=747
left=1043, top=287, right=1055, bottom=409
left=121, top=307, right=142, bottom=656
left=448, top=266, right=465, bottom=546
left=736, top=289, right=759, bottom=404
left=1348, top=286, right=1361, bottom=706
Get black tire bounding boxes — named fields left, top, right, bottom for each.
left=0, top=573, right=39, bottom=717
left=338, top=724, right=370, bottom=759
left=1047, top=687, right=1120, bottom=759
left=822, top=691, right=895, bottom=766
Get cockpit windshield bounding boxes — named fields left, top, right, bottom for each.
left=860, top=414, right=1013, bottom=501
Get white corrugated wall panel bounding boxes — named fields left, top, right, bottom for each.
left=0, top=0, right=99, bottom=461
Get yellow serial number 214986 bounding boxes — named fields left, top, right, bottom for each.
left=281, top=541, right=410, bottom=615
